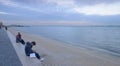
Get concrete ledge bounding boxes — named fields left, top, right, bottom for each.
left=7, top=31, right=43, bottom=66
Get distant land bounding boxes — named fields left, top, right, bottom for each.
left=7, top=24, right=120, bottom=27
left=8, top=24, right=30, bottom=27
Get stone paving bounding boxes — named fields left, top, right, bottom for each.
left=0, top=29, right=22, bottom=66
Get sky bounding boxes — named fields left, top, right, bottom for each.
left=0, top=0, right=120, bottom=25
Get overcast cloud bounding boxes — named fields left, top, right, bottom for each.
left=0, top=0, right=120, bottom=25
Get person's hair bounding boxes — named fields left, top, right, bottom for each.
left=31, top=41, right=36, bottom=45
left=18, top=32, right=20, bottom=35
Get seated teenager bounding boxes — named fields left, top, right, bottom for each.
left=25, top=41, right=44, bottom=61
left=16, top=32, right=25, bottom=45
left=16, top=32, right=21, bottom=43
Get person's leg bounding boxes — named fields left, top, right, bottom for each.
left=35, top=52, right=40, bottom=59
left=16, top=38, right=19, bottom=43
left=20, top=39, right=25, bottom=45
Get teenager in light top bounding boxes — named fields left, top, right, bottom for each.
left=16, top=32, right=21, bottom=43
left=16, top=32, right=25, bottom=45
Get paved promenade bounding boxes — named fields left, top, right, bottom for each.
left=0, top=29, right=22, bottom=66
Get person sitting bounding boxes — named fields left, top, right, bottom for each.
left=5, top=26, right=7, bottom=30
left=25, top=41, right=44, bottom=61
left=16, top=32, right=25, bottom=45
left=16, top=32, right=21, bottom=43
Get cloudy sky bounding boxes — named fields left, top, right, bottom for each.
left=0, top=0, right=120, bottom=25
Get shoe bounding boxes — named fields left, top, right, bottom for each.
left=40, top=58, right=44, bottom=62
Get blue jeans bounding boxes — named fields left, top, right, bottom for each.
left=34, top=52, right=40, bottom=59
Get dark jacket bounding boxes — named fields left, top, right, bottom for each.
left=25, top=42, right=34, bottom=56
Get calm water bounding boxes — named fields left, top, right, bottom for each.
left=14, top=26, right=120, bottom=56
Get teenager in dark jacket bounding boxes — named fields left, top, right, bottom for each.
left=25, top=41, right=44, bottom=61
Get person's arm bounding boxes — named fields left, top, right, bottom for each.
left=32, top=50, right=36, bottom=52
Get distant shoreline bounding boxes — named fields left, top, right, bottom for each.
left=7, top=24, right=120, bottom=27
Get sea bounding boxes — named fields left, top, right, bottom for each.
left=13, top=26, right=120, bottom=57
